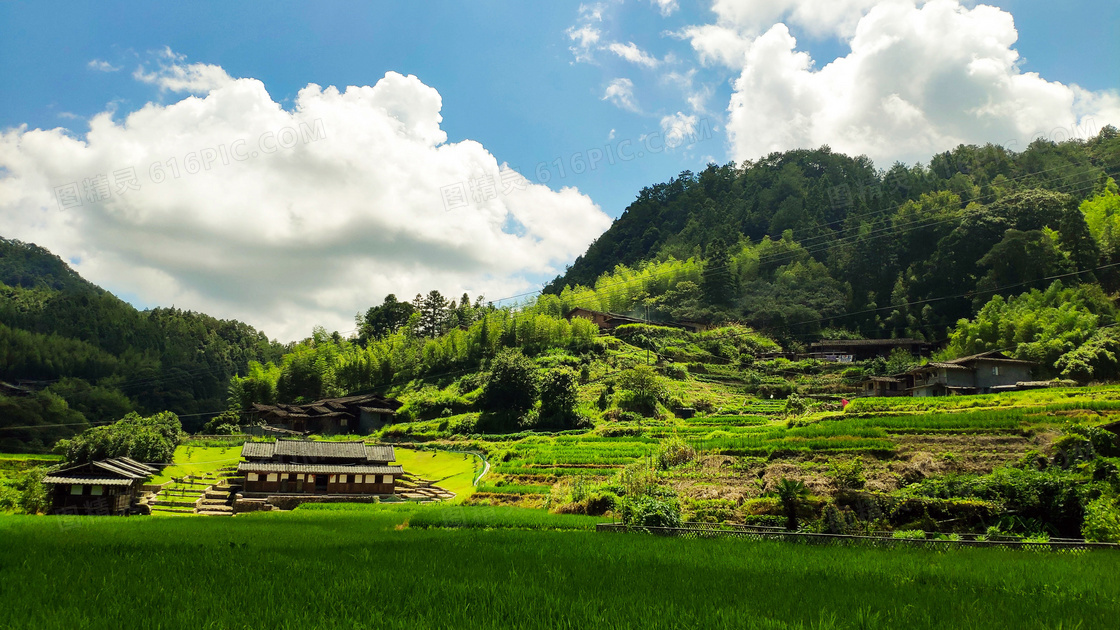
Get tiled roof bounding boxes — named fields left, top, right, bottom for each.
left=114, top=457, right=158, bottom=474
left=42, top=476, right=135, bottom=486
left=812, top=338, right=923, bottom=348
left=241, top=440, right=396, bottom=463
left=238, top=462, right=402, bottom=475
left=365, top=444, right=396, bottom=463
left=42, top=457, right=156, bottom=485
left=274, top=440, right=368, bottom=459
left=944, top=351, right=1035, bottom=366
left=241, top=442, right=275, bottom=459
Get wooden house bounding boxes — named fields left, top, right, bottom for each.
left=860, top=376, right=907, bottom=397
left=42, top=457, right=157, bottom=515
left=809, top=338, right=935, bottom=362
left=888, top=351, right=1035, bottom=396
left=248, top=393, right=402, bottom=435
left=238, top=439, right=402, bottom=496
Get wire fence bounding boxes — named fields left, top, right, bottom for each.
left=596, top=522, right=1120, bottom=551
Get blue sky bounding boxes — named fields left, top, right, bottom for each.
left=5, top=1, right=1113, bottom=216
left=1, top=1, right=1117, bottom=339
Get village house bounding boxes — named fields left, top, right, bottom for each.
left=859, top=350, right=1036, bottom=397
left=42, top=457, right=157, bottom=515
left=809, top=338, right=935, bottom=362
left=247, top=393, right=402, bottom=435
left=238, top=439, right=402, bottom=497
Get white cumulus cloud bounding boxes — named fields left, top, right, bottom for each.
left=608, top=42, right=661, bottom=68
left=0, top=55, right=611, bottom=341
left=602, top=78, right=640, bottom=112
left=651, top=0, right=679, bottom=17
left=133, top=47, right=234, bottom=93
left=87, top=59, right=120, bottom=72
left=712, top=0, right=1120, bottom=166
left=660, top=111, right=699, bottom=148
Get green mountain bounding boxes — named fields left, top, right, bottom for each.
left=545, top=129, right=1120, bottom=341
left=0, top=237, right=285, bottom=450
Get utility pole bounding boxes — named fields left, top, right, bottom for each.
left=645, top=302, right=651, bottom=365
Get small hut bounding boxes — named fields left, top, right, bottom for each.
left=42, top=457, right=157, bottom=515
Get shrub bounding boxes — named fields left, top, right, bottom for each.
left=539, top=367, right=579, bottom=428
left=656, top=436, right=696, bottom=470
left=479, top=348, right=539, bottom=414
left=826, top=458, right=866, bottom=490
left=661, top=364, right=688, bottom=380
left=1082, top=495, right=1120, bottom=543
left=784, top=393, right=808, bottom=415
left=615, top=365, right=667, bottom=416
left=54, top=411, right=183, bottom=464
left=891, top=530, right=926, bottom=540
left=603, top=409, right=643, bottom=423
left=619, top=495, right=682, bottom=528
left=0, top=466, right=48, bottom=514
left=585, top=491, right=618, bottom=516
left=448, top=414, right=479, bottom=435
left=201, top=410, right=242, bottom=435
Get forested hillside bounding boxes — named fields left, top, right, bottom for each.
left=6, top=130, right=1120, bottom=451
left=0, top=238, right=285, bottom=448
left=545, top=128, right=1120, bottom=342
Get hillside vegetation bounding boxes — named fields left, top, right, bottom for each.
left=5, top=135, right=1120, bottom=542
left=546, top=128, right=1120, bottom=344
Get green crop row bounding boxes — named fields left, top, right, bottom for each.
left=2, top=509, right=1116, bottom=629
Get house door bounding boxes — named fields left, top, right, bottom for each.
left=314, top=474, right=328, bottom=493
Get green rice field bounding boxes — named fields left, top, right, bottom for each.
left=0, top=506, right=1115, bottom=629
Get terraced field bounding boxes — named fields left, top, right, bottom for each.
left=445, top=386, right=1120, bottom=517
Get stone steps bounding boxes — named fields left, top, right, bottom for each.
left=153, top=500, right=197, bottom=508
left=196, top=503, right=233, bottom=513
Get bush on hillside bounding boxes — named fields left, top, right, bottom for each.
left=54, top=411, right=183, bottom=464
left=479, top=348, right=539, bottom=415
left=619, top=494, right=682, bottom=529
left=539, top=367, right=580, bottom=428
left=1082, top=495, right=1120, bottom=542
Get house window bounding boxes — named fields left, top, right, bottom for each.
left=267, top=474, right=278, bottom=482
left=992, top=367, right=1000, bottom=376
left=329, top=475, right=337, bottom=483
left=339, top=474, right=349, bottom=484
left=70, top=485, right=83, bottom=495
left=91, top=485, right=103, bottom=496
left=247, top=473, right=258, bottom=481
left=295, top=474, right=304, bottom=481
left=381, top=475, right=392, bottom=484
left=354, top=475, right=363, bottom=484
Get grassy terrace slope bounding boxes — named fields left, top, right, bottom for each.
left=407, top=385, right=1120, bottom=524
left=1, top=506, right=1115, bottom=629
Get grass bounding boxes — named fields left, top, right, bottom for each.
left=147, top=445, right=242, bottom=484
left=844, top=385, right=1120, bottom=414
left=392, top=447, right=480, bottom=502
left=0, top=509, right=1116, bottom=629
left=476, top=483, right=552, bottom=495
left=0, top=452, right=61, bottom=483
